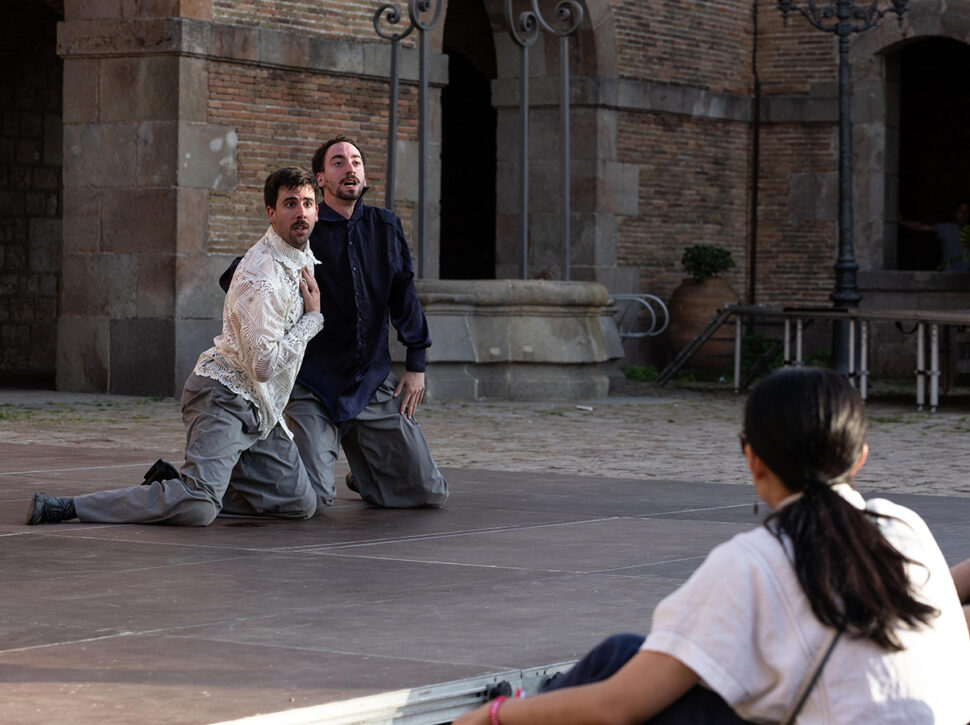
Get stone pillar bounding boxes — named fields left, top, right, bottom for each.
left=491, top=61, right=640, bottom=294
left=56, top=4, right=232, bottom=396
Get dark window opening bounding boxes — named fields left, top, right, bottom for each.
left=896, top=38, right=970, bottom=271
left=440, top=0, right=497, bottom=280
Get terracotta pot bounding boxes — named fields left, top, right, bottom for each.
left=666, top=277, right=740, bottom=368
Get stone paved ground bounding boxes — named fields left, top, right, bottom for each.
left=2, top=379, right=969, bottom=498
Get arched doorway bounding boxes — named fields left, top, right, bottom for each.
left=439, top=0, right=497, bottom=279
left=0, top=0, right=63, bottom=385
left=895, top=38, right=970, bottom=271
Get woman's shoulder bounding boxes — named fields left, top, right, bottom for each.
left=698, top=526, right=796, bottom=587
left=863, top=496, right=936, bottom=549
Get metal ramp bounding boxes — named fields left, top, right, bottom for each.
left=653, top=304, right=736, bottom=387
left=213, top=662, right=573, bottom=725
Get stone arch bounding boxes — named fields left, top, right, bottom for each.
left=850, top=0, right=970, bottom=271
left=438, top=0, right=625, bottom=284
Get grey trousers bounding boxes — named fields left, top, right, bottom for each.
left=285, top=375, right=448, bottom=509
left=73, top=374, right=318, bottom=526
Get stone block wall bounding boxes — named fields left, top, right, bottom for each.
left=613, top=0, right=756, bottom=93
left=35, top=0, right=970, bottom=393
left=616, top=110, right=751, bottom=303
left=0, top=2, right=62, bottom=383
left=608, top=1, right=847, bottom=312
left=205, top=58, right=424, bottom=257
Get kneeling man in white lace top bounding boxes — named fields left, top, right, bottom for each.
left=26, top=167, right=325, bottom=526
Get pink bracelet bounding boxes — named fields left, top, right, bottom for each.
left=488, top=695, right=508, bottom=725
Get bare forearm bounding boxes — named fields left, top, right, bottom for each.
left=454, top=651, right=697, bottom=725
left=952, top=557, right=970, bottom=603
left=898, top=218, right=935, bottom=233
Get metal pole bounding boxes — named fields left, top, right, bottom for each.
left=560, top=33, right=570, bottom=280
left=916, top=321, right=925, bottom=411
left=847, top=316, right=856, bottom=386
left=506, top=0, right=582, bottom=281
left=777, top=0, right=908, bottom=374
left=373, top=4, right=415, bottom=214
left=506, top=1, right=539, bottom=279
left=930, top=323, right=939, bottom=412
left=418, top=28, right=428, bottom=278
left=521, top=46, right=530, bottom=279
left=386, top=40, right=400, bottom=212
left=784, top=318, right=791, bottom=365
left=830, top=30, right=861, bottom=374
left=734, top=314, right=743, bottom=393
left=406, top=0, right=443, bottom=280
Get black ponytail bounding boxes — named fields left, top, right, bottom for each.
left=745, top=368, right=938, bottom=650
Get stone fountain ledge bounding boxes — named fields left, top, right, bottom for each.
left=390, top=279, right=623, bottom=401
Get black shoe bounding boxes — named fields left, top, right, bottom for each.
left=345, top=471, right=358, bottom=493
left=25, top=493, right=77, bottom=525
left=143, top=458, right=179, bottom=485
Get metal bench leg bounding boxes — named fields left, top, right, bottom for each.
left=734, top=315, right=742, bottom=394
left=784, top=319, right=791, bottom=366
left=916, top=321, right=925, bottom=412
left=930, top=323, right=939, bottom=412
left=847, top=318, right=856, bottom=387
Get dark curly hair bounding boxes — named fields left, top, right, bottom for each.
left=263, top=166, right=317, bottom=208
left=311, top=136, right=365, bottom=175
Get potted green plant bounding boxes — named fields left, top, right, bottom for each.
left=681, top=244, right=735, bottom=282
left=666, top=245, right=741, bottom=367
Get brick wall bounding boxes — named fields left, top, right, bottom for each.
left=206, top=62, right=423, bottom=255
left=754, top=122, right=837, bottom=305
left=616, top=110, right=752, bottom=301
left=0, top=1, right=61, bottom=382
left=612, top=0, right=844, bottom=311
left=757, top=4, right=838, bottom=94
left=614, top=0, right=755, bottom=94
left=213, top=0, right=399, bottom=43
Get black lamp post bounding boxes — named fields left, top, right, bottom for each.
left=777, top=0, right=907, bottom=374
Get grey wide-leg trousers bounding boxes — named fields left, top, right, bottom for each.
left=285, top=375, right=448, bottom=509
left=73, top=374, right=318, bottom=526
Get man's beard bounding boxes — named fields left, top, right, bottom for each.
left=332, top=177, right=364, bottom=201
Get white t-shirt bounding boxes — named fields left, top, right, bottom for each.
left=642, top=486, right=970, bottom=724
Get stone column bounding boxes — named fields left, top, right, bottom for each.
left=491, top=28, right=640, bottom=294
left=57, top=4, right=233, bottom=395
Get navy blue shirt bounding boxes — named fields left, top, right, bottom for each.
left=221, top=198, right=431, bottom=424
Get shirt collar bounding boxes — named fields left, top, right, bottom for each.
left=317, top=188, right=369, bottom=223
left=773, top=482, right=864, bottom=513
left=264, top=225, right=320, bottom=271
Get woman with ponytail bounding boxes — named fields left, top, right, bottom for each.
left=455, top=368, right=970, bottom=724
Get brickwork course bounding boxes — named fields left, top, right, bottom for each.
left=2, top=0, right=970, bottom=392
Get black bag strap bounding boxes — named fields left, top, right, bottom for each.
left=781, top=628, right=842, bottom=725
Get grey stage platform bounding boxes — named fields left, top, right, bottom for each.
left=2, top=442, right=969, bottom=724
